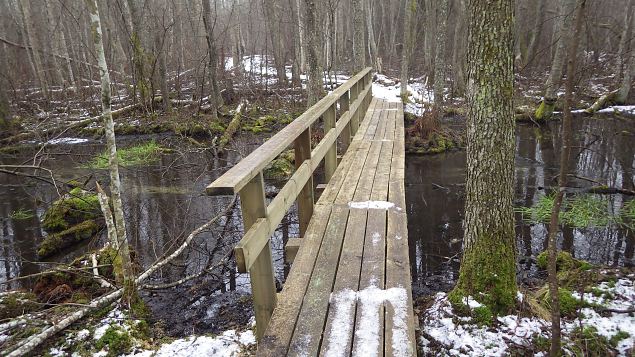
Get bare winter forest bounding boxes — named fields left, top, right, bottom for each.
left=0, top=0, right=634, bottom=356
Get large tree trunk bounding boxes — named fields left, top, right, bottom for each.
left=352, top=0, right=366, bottom=71
left=303, top=0, right=324, bottom=106
left=400, top=0, right=416, bottom=98
left=615, top=0, right=635, bottom=79
left=433, top=0, right=449, bottom=117
left=86, top=0, right=135, bottom=291
left=19, top=0, right=49, bottom=100
left=535, top=0, right=576, bottom=121
left=202, top=0, right=223, bottom=120
left=450, top=0, right=517, bottom=314
left=546, top=1, right=585, bottom=354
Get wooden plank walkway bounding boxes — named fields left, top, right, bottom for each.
left=258, top=98, right=416, bottom=357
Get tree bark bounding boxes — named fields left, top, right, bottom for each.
left=451, top=0, right=467, bottom=96
left=352, top=0, right=366, bottom=71
left=615, top=0, right=635, bottom=79
left=202, top=0, right=223, bottom=120
left=126, top=0, right=151, bottom=107
left=450, top=0, right=517, bottom=314
left=19, top=0, right=49, bottom=100
left=433, top=0, right=449, bottom=117
left=263, top=0, right=288, bottom=86
left=535, top=0, right=576, bottom=121
left=303, top=0, right=324, bottom=106
left=400, top=0, right=416, bottom=98
left=617, top=1, right=635, bottom=103
left=546, top=1, right=585, bottom=355
left=86, top=0, right=135, bottom=291
left=525, top=0, right=547, bottom=67
left=365, top=0, right=380, bottom=72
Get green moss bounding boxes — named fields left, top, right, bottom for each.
left=9, top=208, right=35, bottom=220
left=472, top=305, right=493, bottom=326
left=558, top=288, right=580, bottom=316
left=38, top=220, right=101, bottom=258
left=95, top=325, right=132, bottom=356
left=533, top=335, right=550, bottom=352
left=264, top=150, right=295, bottom=180
left=0, top=292, right=38, bottom=319
left=130, top=320, right=151, bottom=341
left=568, top=326, right=611, bottom=356
left=84, top=141, right=163, bottom=169
left=42, top=190, right=101, bottom=232
left=609, top=330, right=630, bottom=348
left=536, top=251, right=586, bottom=271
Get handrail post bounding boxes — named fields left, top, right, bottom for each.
left=238, top=172, right=277, bottom=341
left=294, top=128, right=313, bottom=237
left=339, top=90, right=351, bottom=147
left=350, top=82, right=360, bottom=135
left=324, top=104, right=337, bottom=181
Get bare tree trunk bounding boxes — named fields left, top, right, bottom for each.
left=263, top=0, right=288, bottom=86
left=433, top=0, right=449, bottom=117
left=304, top=0, right=324, bottom=106
left=352, top=0, right=366, bottom=71
left=617, top=1, right=635, bottom=103
left=86, top=0, right=135, bottom=292
left=535, top=0, right=576, bottom=121
left=202, top=0, right=223, bottom=120
left=525, top=0, right=547, bottom=67
left=127, top=0, right=151, bottom=107
left=424, top=0, right=437, bottom=74
left=451, top=0, right=467, bottom=96
left=365, top=0, right=381, bottom=72
left=59, top=22, right=77, bottom=88
left=45, top=0, right=64, bottom=86
left=546, top=2, right=585, bottom=355
left=616, top=0, right=635, bottom=79
left=400, top=0, right=416, bottom=98
left=19, top=0, right=49, bottom=100
left=450, top=0, right=517, bottom=314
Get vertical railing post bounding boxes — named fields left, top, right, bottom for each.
left=340, top=90, right=351, bottom=147
left=350, top=82, right=360, bottom=135
left=294, top=128, right=313, bottom=237
left=238, top=172, right=277, bottom=341
left=324, top=104, right=337, bottom=181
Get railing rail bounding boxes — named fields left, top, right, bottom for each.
left=205, top=68, right=373, bottom=340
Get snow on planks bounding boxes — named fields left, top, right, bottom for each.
left=258, top=99, right=415, bottom=357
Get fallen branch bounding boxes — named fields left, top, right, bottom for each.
left=218, top=100, right=247, bottom=152
left=3, top=194, right=237, bottom=357
left=584, top=90, right=619, bottom=114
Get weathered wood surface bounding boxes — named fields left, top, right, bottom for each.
left=258, top=98, right=416, bottom=357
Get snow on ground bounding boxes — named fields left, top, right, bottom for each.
left=348, top=200, right=401, bottom=211
left=420, top=275, right=635, bottom=356
left=45, top=137, right=90, bottom=145
left=126, top=329, right=255, bottom=357
left=372, top=74, right=432, bottom=116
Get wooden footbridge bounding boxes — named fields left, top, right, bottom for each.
left=206, top=68, right=416, bottom=356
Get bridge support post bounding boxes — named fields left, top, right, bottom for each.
left=238, top=172, right=277, bottom=341
left=324, top=104, right=337, bottom=181
left=294, top=128, right=314, bottom=237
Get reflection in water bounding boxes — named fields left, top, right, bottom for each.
left=406, top=117, right=635, bottom=296
left=0, top=137, right=300, bottom=295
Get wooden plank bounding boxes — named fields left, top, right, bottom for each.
left=206, top=68, right=371, bottom=196
left=319, top=137, right=385, bottom=356
left=295, top=128, right=313, bottom=237
left=339, top=91, right=352, bottom=148
left=385, top=103, right=416, bottom=357
left=258, top=205, right=333, bottom=356
left=287, top=204, right=350, bottom=357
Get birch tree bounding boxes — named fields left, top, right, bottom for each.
left=450, top=0, right=517, bottom=314
left=86, top=0, right=135, bottom=291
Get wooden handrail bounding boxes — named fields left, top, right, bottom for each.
left=204, top=67, right=373, bottom=341
left=206, top=67, right=372, bottom=195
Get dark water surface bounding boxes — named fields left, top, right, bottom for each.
left=406, top=116, right=635, bottom=296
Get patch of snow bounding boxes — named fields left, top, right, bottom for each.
left=348, top=201, right=401, bottom=211
left=324, top=289, right=357, bottom=357
left=127, top=330, right=256, bottom=357
left=371, top=232, right=381, bottom=246
left=46, top=137, right=89, bottom=145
